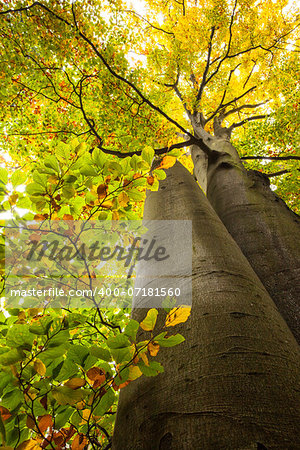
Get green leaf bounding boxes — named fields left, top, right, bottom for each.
left=11, top=171, right=27, bottom=187
left=0, top=168, right=8, bottom=185
left=26, top=182, right=45, bottom=195
left=6, top=324, right=33, bottom=350
left=106, top=334, right=130, bottom=349
left=44, top=155, right=60, bottom=173
left=153, top=169, right=166, bottom=180
left=48, top=330, right=69, bottom=348
left=141, top=146, right=155, bottom=166
left=62, top=185, right=76, bottom=199
left=137, top=360, right=164, bottom=377
left=154, top=333, right=185, bottom=347
left=80, top=165, right=98, bottom=176
left=110, top=347, right=132, bottom=364
left=130, top=154, right=140, bottom=172
left=127, top=188, right=144, bottom=202
left=94, top=389, right=115, bottom=416
left=90, top=345, right=111, bottom=361
left=1, top=388, right=23, bottom=411
left=92, top=148, right=107, bottom=168
left=52, top=386, right=89, bottom=406
left=67, top=344, right=89, bottom=366
left=40, top=345, right=68, bottom=361
left=55, top=406, right=74, bottom=429
left=0, top=413, right=6, bottom=445
left=29, top=317, right=53, bottom=335
left=0, top=348, right=25, bottom=365
left=140, top=309, right=158, bottom=331
left=124, top=320, right=139, bottom=342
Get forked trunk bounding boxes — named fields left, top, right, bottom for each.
left=112, top=162, right=300, bottom=450
left=203, top=142, right=300, bottom=343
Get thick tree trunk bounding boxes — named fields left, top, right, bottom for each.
left=112, top=162, right=300, bottom=450
left=201, top=139, right=300, bottom=343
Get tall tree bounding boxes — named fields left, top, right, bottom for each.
left=0, top=0, right=299, bottom=448
left=113, top=162, right=300, bottom=449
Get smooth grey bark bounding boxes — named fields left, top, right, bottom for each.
left=197, top=137, right=300, bottom=343
left=112, top=162, right=300, bottom=450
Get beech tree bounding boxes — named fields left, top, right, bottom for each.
left=0, top=0, right=299, bottom=448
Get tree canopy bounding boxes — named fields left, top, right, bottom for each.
left=0, top=0, right=299, bottom=448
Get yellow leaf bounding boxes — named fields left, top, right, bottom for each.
left=34, top=359, right=46, bottom=376
left=16, top=440, right=40, bottom=450
left=112, top=210, right=120, bottom=220
left=64, top=377, right=86, bottom=390
left=118, top=191, right=129, bottom=207
left=128, top=365, right=142, bottom=380
left=80, top=408, right=91, bottom=424
left=140, top=309, right=158, bottom=331
left=101, top=200, right=113, bottom=209
left=158, top=156, right=176, bottom=169
left=165, top=306, right=191, bottom=327
left=148, top=341, right=160, bottom=356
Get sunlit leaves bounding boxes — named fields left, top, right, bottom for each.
left=165, top=306, right=191, bottom=327
left=140, top=309, right=158, bottom=331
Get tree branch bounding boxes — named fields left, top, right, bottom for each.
left=265, top=169, right=292, bottom=177
left=222, top=101, right=269, bottom=119
left=0, top=2, right=194, bottom=140
left=96, top=138, right=196, bottom=158
left=196, top=26, right=215, bottom=103
left=230, top=114, right=269, bottom=129
left=241, top=155, right=300, bottom=161
left=124, top=10, right=174, bottom=36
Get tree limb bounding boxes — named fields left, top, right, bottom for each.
left=230, top=114, right=269, bottom=129
left=95, top=138, right=196, bottom=158
left=241, top=155, right=300, bottom=161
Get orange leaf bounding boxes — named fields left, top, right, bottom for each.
left=33, top=214, right=47, bottom=221
left=63, top=214, right=73, bottom=220
left=86, top=367, right=106, bottom=382
left=97, top=184, right=108, bottom=199
left=0, top=406, right=11, bottom=421
left=147, top=176, right=154, bottom=186
left=38, top=414, right=53, bottom=433
left=71, top=434, right=88, bottom=450
left=158, top=155, right=176, bottom=169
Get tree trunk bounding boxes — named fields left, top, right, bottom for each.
left=200, top=139, right=300, bottom=343
left=112, top=162, right=300, bottom=450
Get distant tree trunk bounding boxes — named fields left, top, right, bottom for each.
left=192, top=135, right=300, bottom=343
left=113, top=162, right=300, bottom=450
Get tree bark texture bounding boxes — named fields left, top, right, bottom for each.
left=113, top=162, right=300, bottom=450
left=203, top=142, right=300, bottom=343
